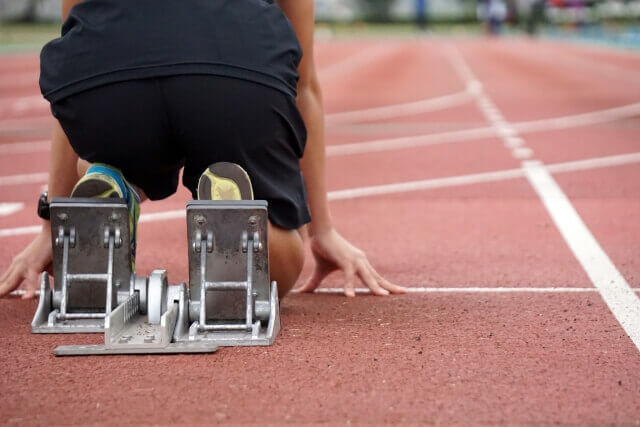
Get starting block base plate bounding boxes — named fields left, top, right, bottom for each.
left=53, top=341, right=218, bottom=356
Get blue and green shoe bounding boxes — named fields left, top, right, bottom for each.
left=71, top=163, right=140, bottom=271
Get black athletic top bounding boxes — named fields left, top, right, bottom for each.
left=39, top=0, right=302, bottom=102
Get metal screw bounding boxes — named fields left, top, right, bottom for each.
left=248, top=216, right=258, bottom=227
left=111, top=212, right=120, bottom=221
left=57, top=213, right=68, bottom=221
left=194, top=215, right=206, bottom=225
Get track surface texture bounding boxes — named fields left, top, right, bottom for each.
left=1, top=37, right=640, bottom=425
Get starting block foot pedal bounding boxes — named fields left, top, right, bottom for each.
left=180, top=200, right=280, bottom=346
left=32, top=198, right=133, bottom=334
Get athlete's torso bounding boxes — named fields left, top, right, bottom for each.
left=40, top=0, right=302, bottom=102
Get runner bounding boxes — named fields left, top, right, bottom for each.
left=0, top=0, right=406, bottom=299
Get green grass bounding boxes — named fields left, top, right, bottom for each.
left=0, top=22, right=59, bottom=53
left=314, top=21, right=484, bottom=38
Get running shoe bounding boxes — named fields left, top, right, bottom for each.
left=71, top=163, right=140, bottom=270
left=197, top=162, right=254, bottom=201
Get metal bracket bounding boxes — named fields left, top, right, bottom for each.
left=182, top=200, right=279, bottom=346
left=32, top=198, right=132, bottom=334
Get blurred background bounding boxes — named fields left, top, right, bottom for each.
left=0, top=0, right=639, bottom=51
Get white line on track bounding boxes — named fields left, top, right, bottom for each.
left=325, top=90, right=472, bottom=125
left=0, top=140, right=49, bottom=155
left=2, top=99, right=640, bottom=156
left=524, top=161, right=640, bottom=350
left=446, top=45, right=640, bottom=352
left=306, top=287, right=603, bottom=294
left=318, top=44, right=396, bottom=80
left=2, top=150, right=639, bottom=237
left=0, top=202, right=23, bottom=216
left=0, top=95, right=46, bottom=114
left=0, top=172, right=48, bottom=186
left=0, top=45, right=392, bottom=133
left=0, top=116, right=51, bottom=130
left=15, top=286, right=640, bottom=298
left=326, top=100, right=640, bottom=157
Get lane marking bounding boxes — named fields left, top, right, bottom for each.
left=0, top=45, right=393, bottom=134
left=304, top=287, right=602, bottom=294
left=2, top=150, right=639, bottom=192
left=0, top=95, right=46, bottom=115
left=0, top=116, right=51, bottom=131
left=326, top=91, right=472, bottom=125
left=326, top=100, right=640, bottom=157
left=0, top=225, right=41, bottom=238
left=318, top=44, right=396, bottom=80
left=2, top=151, right=639, bottom=238
left=0, top=140, right=49, bottom=155
left=525, top=161, right=640, bottom=349
left=2, top=100, right=640, bottom=156
left=0, top=202, right=24, bottom=217
left=0, top=172, right=48, bottom=186
left=16, top=286, right=640, bottom=298
left=448, top=45, right=640, bottom=352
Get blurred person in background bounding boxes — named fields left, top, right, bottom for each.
left=478, top=0, right=508, bottom=35
left=0, top=0, right=406, bottom=299
left=526, top=0, right=547, bottom=35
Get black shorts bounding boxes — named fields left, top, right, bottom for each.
left=51, top=76, right=310, bottom=230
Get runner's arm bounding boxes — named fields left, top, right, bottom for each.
left=0, top=2, right=82, bottom=298
left=276, top=0, right=405, bottom=296
left=276, top=0, right=332, bottom=236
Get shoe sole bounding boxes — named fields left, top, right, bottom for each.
left=71, top=175, right=123, bottom=199
left=197, top=162, right=254, bottom=201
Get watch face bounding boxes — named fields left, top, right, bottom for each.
left=38, top=191, right=50, bottom=220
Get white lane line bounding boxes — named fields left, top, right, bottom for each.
left=326, top=100, right=640, bottom=157
left=0, top=116, right=51, bottom=130
left=4, top=149, right=639, bottom=190
left=524, top=161, right=640, bottom=350
left=318, top=44, right=396, bottom=80
left=0, top=46, right=392, bottom=133
left=16, top=286, right=640, bottom=298
left=0, top=172, right=48, bottom=186
left=0, top=95, right=46, bottom=115
left=2, top=150, right=639, bottom=238
left=448, top=45, right=640, bottom=352
left=303, top=287, right=602, bottom=294
left=513, top=101, right=640, bottom=134
left=0, top=202, right=24, bottom=217
left=326, top=91, right=472, bottom=125
left=327, top=125, right=496, bottom=156
left=0, top=225, right=41, bottom=238
left=545, top=151, right=640, bottom=173
left=328, top=168, right=524, bottom=200
left=0, top=140, right=49, bottom=155
left=2, top=99, right=640, bottom=157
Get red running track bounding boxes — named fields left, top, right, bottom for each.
left=1, top=37, right=640, bottom=424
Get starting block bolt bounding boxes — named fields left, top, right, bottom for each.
left=110, top=212, right=120, bottom=221
left=194, top=215, right=206, bottom=225
left=57, top=213, right=68, bottom=222
left=118, top=335, right=133, bottom=344
left=248, top=216, right=258, bottom=227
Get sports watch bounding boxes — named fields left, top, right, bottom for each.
left=37, top=191, right=50, bottom=220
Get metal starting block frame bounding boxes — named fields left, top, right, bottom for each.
left=32, top=198, right=280, bottom=356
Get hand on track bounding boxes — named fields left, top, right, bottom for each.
left=297, top=228, right=406, bottom=297
left=0, top=228, right=52, bottom=299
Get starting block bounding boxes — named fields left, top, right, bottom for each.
left=32, top=198, right=280, bottom=356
